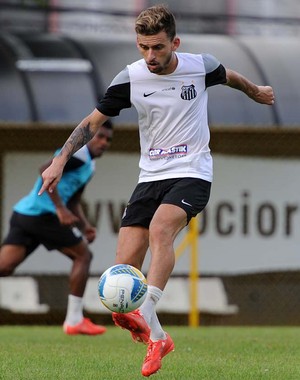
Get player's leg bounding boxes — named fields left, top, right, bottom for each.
left=60, top=241, right=92, bottom=297
left=134, top=203, right=182, bottom=375
left=0, top=244, right=27, bottom=276
left=115, top=225, right=149, bottom=270
left=33, top=214, right=105, bottom=336
left=113, top=225, right=151, bottom=343
left=112, top=203, right=186, bottom=351
left=141, top=202, right=186, bottom=330
left=148, top=203, right=187, bottom=290
left=141, top=178, right=211, bottom=376
left=0, top=212, right=37, bottom=275
left=59, top=241, right=106, bottom=335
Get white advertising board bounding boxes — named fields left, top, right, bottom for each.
left=2, top=152, right=300, bottom=274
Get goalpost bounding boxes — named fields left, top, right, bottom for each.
left=175, top=216, right=200, bottom=327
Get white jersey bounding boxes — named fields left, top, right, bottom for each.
left=97, top=52, right=227, bottom=183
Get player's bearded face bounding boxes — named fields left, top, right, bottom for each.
left=136, top=31, right=180, bottom=75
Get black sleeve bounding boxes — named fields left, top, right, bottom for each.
left=205, top=64, right=227, bottom=88
left=63, top=156, right=84, bottom=173
left=97, top=82, right=131, bottom=117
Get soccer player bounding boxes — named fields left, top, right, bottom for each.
left=0, top=121, right=113, bottom=336
left=38, top=4, right=275, bottom=376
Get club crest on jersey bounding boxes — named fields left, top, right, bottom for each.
left=181, top=84, right=197, bottom=100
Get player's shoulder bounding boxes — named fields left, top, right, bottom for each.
left=179, top=51, right=219, bottom=63
left=110, top=59, right=144, bottom=86
left=201, top=53, right=221, bottom=71
left=180, top=52, right=221, bottom=74
left=127, top=58, right=147, bottom=72
left=73, top=145, right=90, bottom=162
left=63, top=146, right=90, bottom=173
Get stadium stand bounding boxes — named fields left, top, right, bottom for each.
left=179, top=34, right=277, bottom=126
left=239, top=36, right=300, bottom=126
left=64, top=35, right=140, bottom=125
left=0, top=34, right=33, bottom=121
left=0, top=33, right=97, bottom=123
left=0, top=32, right=299, bottom=126
left=0, top=277, right=49, bottom=313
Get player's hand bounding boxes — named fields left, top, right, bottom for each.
left=84, top=226, right=97, bottom=243
left=38, top=160, right=63, bottom=195
left=56, top=207, right=80, bottom=226
left=252, top=86, right=275, bottom=105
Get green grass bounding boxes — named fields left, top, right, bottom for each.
left=0, top=326, right=300, bottom=380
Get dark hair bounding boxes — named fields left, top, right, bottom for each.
left=102, top=119, right=113, bottom=130
left=135, top=4, right=176, bottom=40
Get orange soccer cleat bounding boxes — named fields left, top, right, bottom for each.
left=63, top=318, right=107, bottom=335
left=141, top=333, right=175, bottom=377
left=112, top=310, right=150, bottom=344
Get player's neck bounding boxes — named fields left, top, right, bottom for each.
left=162, top=53, right=178, bottom=75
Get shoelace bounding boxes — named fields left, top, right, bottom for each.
left=144, top=340, right=164, bottom=362
left=145, top=342, right=156, bottom=361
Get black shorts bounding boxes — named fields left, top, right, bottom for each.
left=2, top=211, right=83, bottom=256
left=121, top=177, right=211, bottom=228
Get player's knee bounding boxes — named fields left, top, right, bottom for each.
left=64, top=244, right=93, bottom=264
left=149, top=223, right=169, bottom=242
left=81, top=248, right=93, bottom=264
left=115, top=248, right=144, bottom=270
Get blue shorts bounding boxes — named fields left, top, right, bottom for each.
left=121, top=177, right=211, bottom=228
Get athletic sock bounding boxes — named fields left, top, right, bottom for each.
left=149, top=312, right=167, bottom=341
left=139, top=285, right=166, bottom=341
left=64, top=294, right=84, bottom=326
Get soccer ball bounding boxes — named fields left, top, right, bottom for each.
left=98, top=264, right=148, bottom=313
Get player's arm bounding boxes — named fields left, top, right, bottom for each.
left=38, top=160, right=80, bottom=226
left=203, top=54, right=274, bottom=105
left=67, top=190, right=97, bottom=243
left=39, top=67, right=130, bottom=196
left=225, top=68, right=275, bottom=105
left=47, top=187, right=80, bottom=226
left=38, top=109, right=108, bottom=195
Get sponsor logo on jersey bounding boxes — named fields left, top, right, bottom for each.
left=162, top=86, right=176, bottom=92
left=144, top=87, right=176, bottom=97
left=149, top=144, right=187, bottom=160
left=180, top=84, right=197, bottom=100
left=143, top=91, right=156, bottom=97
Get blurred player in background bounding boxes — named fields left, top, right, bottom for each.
left=38, top=4, right=275, bottom=377
left=0, top=120, right=113, bottom=336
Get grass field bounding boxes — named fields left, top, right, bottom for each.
left=0, top=325, right=300, bottom=380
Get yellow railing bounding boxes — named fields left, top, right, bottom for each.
left=175, top=216, right=199, bottom=327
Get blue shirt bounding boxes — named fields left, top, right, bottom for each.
left=14, top=145, right=95, bottom=216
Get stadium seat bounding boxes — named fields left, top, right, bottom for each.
left=157, top=277, right=238, bottom=315
left=83, top=277, right=108, bottom=313
left=198, top=277, right=239, bottom=315
left=0, top=277, right=49, bottom=313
